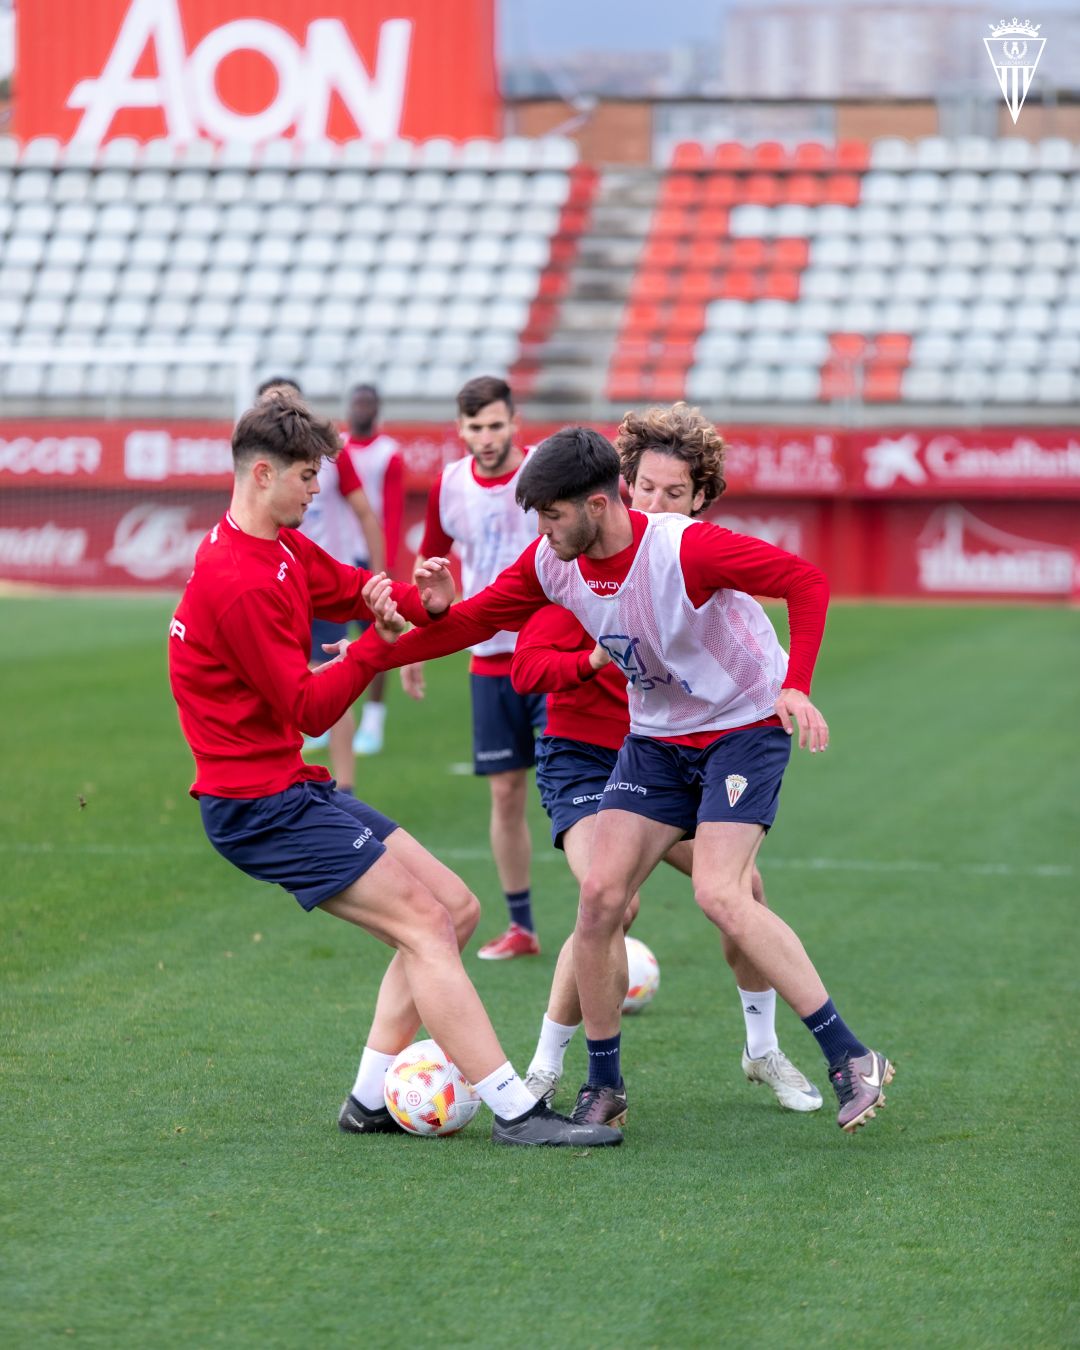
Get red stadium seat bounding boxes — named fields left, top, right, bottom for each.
left=761, top=270, right=801, bottom=301
left=873, top=333, right=913, bottom=364
left=675, top=269, right=717, bottom=304
left=794, top=142, right=833, bottom=170
left=642, top=237, right=683, bottom=269
left=652, top=207, right=693, bottom=239
left=819, top=361, right=859, bottom=400
left=672, top=141, right=707, bottom=169
left=772, top=237, right=810, bottom=269
left=695, top=206, right=730, bottom=237
left=701, top=174, right=739, bottom=207
left=661, top=174, right=702, bottom=208
left=784, top=173, right=824, bottom=206
left=742, top=174, right=782, bottom=206
left=631, top=268, right=675, bottom=303
left=667, top=302, right=706, bottom=336
left=752, top=141, right=788, bottom=169
left=730, top=237, right=767, bottom=269
left=713, top=141, right=750, bottom=170
left=829, top=332, right=868, bottom=360
left=824, top=174, right=861, bottom=206
left=835, top=140, right=871, bottom=171
left=641, top=366, right=690, bottom=400
left=624, top=301, right=666, bottom=334
left=687, top=236, right=729, bottom=269
left=717, top=269, right=757, bottom=301
left=863, top=366, right=904, bottom=401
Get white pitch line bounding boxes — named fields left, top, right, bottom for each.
left=3, top=841, right=1072, bottom=880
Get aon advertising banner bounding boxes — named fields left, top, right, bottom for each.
left=15, top=0, right=498, bottom=146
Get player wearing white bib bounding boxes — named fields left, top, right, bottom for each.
left=340, top=383, right=405, bottom=757
left=376, top=409, right=896, bottom=1135
left=416, top=377, right=547, bottom=961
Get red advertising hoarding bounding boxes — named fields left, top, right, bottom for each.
left=1, top=421, right=1077, bottom=598
left=15, top=0, right=498, bottom=147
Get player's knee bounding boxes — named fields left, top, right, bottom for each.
left=622, top=892, right=642, bottom=932
left=750, top=866, right=768, bottom=908
left=450, top=887, right=482, bottom=945
left=488, top=773, right=526, bottom=815
left=578, top=874, right=628, bottom=933
left=694, top=883, right=752, bottom=938
left=401, top=886, right=459, bottom=954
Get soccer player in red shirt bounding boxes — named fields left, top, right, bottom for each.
left=166, top=391, right=621, bottom=1149
left=516, top=417, right=821, bottom=1115
left=415, top=376, right=547, bottom=961
left=365, top=407, right=895, bottom=1135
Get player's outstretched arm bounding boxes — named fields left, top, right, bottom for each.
left=774, top=687, right=829, bottom=753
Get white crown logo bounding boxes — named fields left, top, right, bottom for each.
left=988, top=18, right=1042, bottom=38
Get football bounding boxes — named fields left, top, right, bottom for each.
left=623, top=936, right=660, bottom=1013
left=383, top=1038, right=483, bottom=1136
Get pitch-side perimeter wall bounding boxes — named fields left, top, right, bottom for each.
left=0, top=421, right=1077, bottom=599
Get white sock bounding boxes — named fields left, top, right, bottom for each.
left=739, top=987, right=779, bottom=1060
left=527, top=1015, right=580, bottom=1077
left=360, top=701, right=387, bottom=736
left=351, top=1046, right=397, bottom=1111
left=473, top=1061, right=538, bottom=1121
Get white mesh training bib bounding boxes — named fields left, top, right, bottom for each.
left=439, top=455, right=538, bottom=658
left=533, top=513, right=788, bottom=737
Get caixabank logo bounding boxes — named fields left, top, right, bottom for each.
left=17, top=0, right=498, bottom=146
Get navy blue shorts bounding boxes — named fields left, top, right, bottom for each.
left=597, top=727, right=792, bottom=836
left=535, top=735, right=620, bottom=849
left=469, top=673, right=547, bottom=776
left=199, top=779, right=398, bottom=911
left=310, top=618, right=350, bottom=663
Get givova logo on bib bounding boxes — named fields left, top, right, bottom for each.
left=725, top=774, right=748, bottom=807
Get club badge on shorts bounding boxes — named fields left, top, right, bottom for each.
left=725, top=774, right=748, bottom=807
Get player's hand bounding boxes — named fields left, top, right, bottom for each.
left=774, top=688, right=829, bottom=753
left=362, top=573, right=407, bottom=642
left=414, top=557, right=455, bottom=614
left=588, top=642, right=612, bottom=672
left=400, top=663, right=426, bottom=701
left=312, top=638, right=351, bottom=671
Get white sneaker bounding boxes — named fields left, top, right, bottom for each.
left=352, top=726, right=383, bottom=755
left=302, top=732, right=330, bottom=753
left=742, top=1046, right=823, bottom=1112
left=524, top=1068, right=560, bottom=1105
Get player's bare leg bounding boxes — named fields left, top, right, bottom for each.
left=323, top=845, right=622, bottom=1146
left=477, top=768, right=540, bottom=959
left=692, top=821, right=888, bottom=1130
left=525, top=816, right=639, bottom=1102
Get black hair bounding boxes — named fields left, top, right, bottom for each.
left=515, top=426, right=622, bottom=512
left=458, top=375, right=514, bottom=418
left=256, top=375, right=303, bottom=398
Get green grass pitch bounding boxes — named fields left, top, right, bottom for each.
left=1, top=595, right=1077, bottom=1348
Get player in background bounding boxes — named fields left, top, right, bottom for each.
left=167, top=391, right=621, bottom=1150
left=415, top=375, right=547, bottom=961
left=256, top=378, right=385, bottom=791
left=517, top=422, right=821, bottom=1114
left=364, top=409, right=895, bottom=1135
left=340, top=383, right=405, bottom=756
